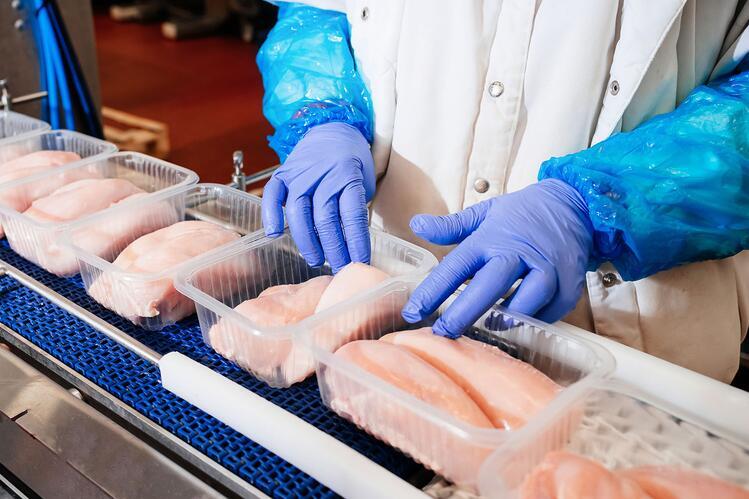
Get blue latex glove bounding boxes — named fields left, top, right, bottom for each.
left=262, top=122, right=376, bottom=272
left=402, top=179, right=594, bottom=338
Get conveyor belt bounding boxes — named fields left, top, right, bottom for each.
left=0, top=240, right=424, bottom=497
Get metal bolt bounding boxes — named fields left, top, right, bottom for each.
left=602, top=272, right=618, bottom=287
left=609, top=80, right=620, bottom=95
left=14, top=18, right=24, bottom=31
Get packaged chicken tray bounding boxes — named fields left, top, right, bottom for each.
left=0, top=152, right=197, bottom=276
left=477, top=382, right=749, bottom=498
left=0, top=111, right=50, bottom=145
left=301, top=281, right=616, bottom=491
left=173, top=230, right=439, bottom=388
left=68, top=183, right=265, bottom=330
left=0, top=129, right=115, bottom=166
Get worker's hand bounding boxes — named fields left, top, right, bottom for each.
left=262, top=122, right=375, bottom=273
left=402, top=179, right=593, bottom=338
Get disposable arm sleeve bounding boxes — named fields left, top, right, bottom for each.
left=257, top=3, right=373, bottom=162
left=539, top=71, right=749, bottom=281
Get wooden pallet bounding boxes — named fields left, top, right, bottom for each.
left=102, top=107, right=170, bottom=158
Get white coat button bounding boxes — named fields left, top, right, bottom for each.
left=602, top=272, right=618, bottom=287
left=488, top=81, right=504, bottom=98
left=609, top=80, right=620, bottom=95
left=361, top=7, right=369, bottom=20
left=473, top=178, right=490, bottom=193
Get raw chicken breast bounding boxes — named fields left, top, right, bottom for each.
left=207, top=262, right=396, bottom=386
left=314, top=262, right=391, bottom=312
left=520, top=451, right=651, bottom=499
left=620, top=466, right=749, bottom=499
left=0, top=150, right=85, bottom=237
left=88, top=221, right=240, bottom=328
left=4, top=178, right=146, bottom=276
left=207, top=276, right=333, bottom=382
left=382, top=328, right=560, bottom=429
left=22, top=178, right=145, bottom=222
left=309, top=261, right=402, bottom=354
left=334, top=340, right=492, bottom=427
left=328, top=339, right=493, bottom=487
left=0, top=150, right=81, bottom=175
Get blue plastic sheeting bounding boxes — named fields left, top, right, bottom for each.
left=541, top=71, right=749, bottom=281
left=257, top=3, right=374, bottom=162
left=0, top=240, right=422, bottom=498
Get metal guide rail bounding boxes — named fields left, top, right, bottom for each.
left=0, top=240, right=427, bottom=498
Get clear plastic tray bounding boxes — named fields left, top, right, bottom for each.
left=477, top=382, right=749, bottom=498
left=173, top=230, right=439, bottom=388
left=68, top=183, right=265, bottom=330
left=0, top=129, right=115, bottom=166
left=0, top=152, right=198, bottom=276
left=303, top=285, right=616, bottom=490
left=0, top=111, right=50, bottom=145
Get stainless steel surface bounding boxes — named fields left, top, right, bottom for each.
left=0, top=327, right=268, bottom=499
left=0, top=264, right=269, bottom=498
left=231, top=150, right=247, bottom=191
left=0, top=80, right=9, bottom=112
left=0, top=472, right=28, bottom=499
left=0, top=79, right=49, bottom=112
left=11, top=90, right=48, bottom=107
left=1, top=1, right=101, bottom=120
left=0, top=261, right=161, bottom=364
left=244, top=165, right=278, bottom=186
left=0, top=347, right=222, bottom=498
left=227, top=149, right=278, bottom=190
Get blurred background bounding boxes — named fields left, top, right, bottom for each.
left=2, top=0, right=280, bottom=187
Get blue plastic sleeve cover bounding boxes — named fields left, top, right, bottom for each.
left=540, top=71, right=749, bottom=281
left=257, top=3, right=374, bottom=162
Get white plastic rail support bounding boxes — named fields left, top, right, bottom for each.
left=159, top=352, right=428, bottom=499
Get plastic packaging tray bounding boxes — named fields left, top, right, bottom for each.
left=0, top=111, right=50, bottom=145
left=0, top=129, right=115, bottom=166
left=477, top=381, right=749, bottom=498
left=303, top=284, right=616, bottom=490
left=68, top=183, right=265, bottom=330
left=0, top=152, right=197, bottom=276
left=174, top=230, right=438, bottom=388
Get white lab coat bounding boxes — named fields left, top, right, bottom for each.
left=286, top=0, right=749, bottom=382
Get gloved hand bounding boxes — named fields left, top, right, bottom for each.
left=402, top=179, right=594, bottom=338
left=262, top=122, right=376, bottom=272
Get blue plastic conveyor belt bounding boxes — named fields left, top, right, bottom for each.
left=0, top=240, right=423, bottom=497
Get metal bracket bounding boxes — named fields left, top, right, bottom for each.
left=228, top=149, right=278, bottom=192
left=0, top=78, right=48, bottom=112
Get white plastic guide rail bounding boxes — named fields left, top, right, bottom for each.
left=0, top=259, right=427, bottom=499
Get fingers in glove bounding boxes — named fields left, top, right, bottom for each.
left=287, top=194, right=325, bottom=268
left=261, top=176, right=288, bottom=237
left=409, top=200, right=491, bottom=245
left=432, top=254, right=527, bottom=338
left=339, top=180, right=371, bottom=265
left=313, top=193, right=351, bottom=273
left=502, top=259, right=557, bottom=317
left=534, top=271, right=586, bottom=324
left=402, top=238, right=483, bottom=324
